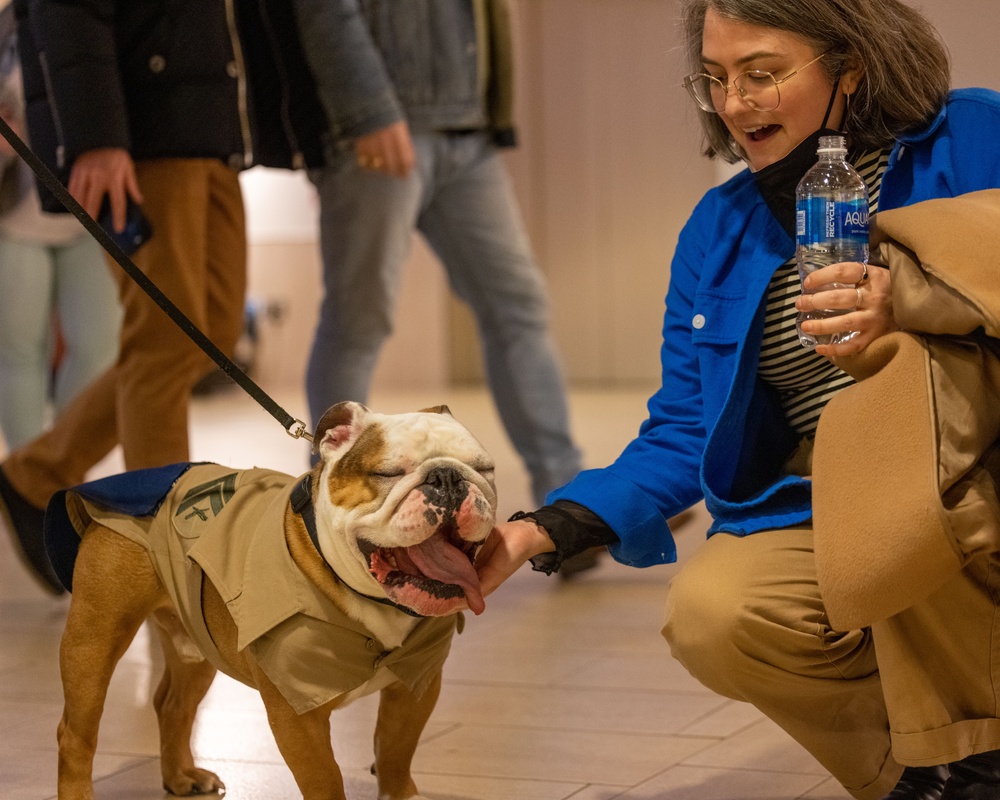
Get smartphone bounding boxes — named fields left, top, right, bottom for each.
left=97, top=197, right=153, bottom=256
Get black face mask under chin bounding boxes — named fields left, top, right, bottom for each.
left=753, top=127, right=841, bottom=239
left=751, top=83, right=842, bottom=239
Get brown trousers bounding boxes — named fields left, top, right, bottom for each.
left=6, top=159, right=245, bottom=507
left=663, top=527, right=1000, bottom=800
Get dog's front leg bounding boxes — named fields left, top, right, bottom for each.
left=373, top=671, right=442, bottom=800
left=250, top=663, right=348, bottom=800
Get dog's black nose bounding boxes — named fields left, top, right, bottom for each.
left=422, top=467, right=466, bottom=510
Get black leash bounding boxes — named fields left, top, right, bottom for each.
left=0, top=114, right=312, bottom=443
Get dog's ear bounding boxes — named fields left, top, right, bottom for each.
left=313, top=401, right=369, bottom=456
left=419, top=405, right=453, bottom=416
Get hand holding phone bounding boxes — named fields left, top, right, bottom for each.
left=97, top=196, right=153, bottom=256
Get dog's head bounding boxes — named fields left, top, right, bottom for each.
left=311, top=401, right=497, bottom=617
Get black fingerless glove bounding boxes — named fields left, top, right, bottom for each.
left=509, top=500, right=619, bottom=575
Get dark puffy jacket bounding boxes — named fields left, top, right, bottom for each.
left=13, top=0, right=327, bottom=209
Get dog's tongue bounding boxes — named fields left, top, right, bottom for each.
left=405, top=533, right=485, bottom=615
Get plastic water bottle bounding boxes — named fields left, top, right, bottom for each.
left=795, top=135, right=868, bottom=348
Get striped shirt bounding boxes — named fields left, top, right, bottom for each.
left=757, top=147, right=891, bottom=435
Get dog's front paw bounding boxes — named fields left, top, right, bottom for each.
left=162, top=766, right=225, bottom=796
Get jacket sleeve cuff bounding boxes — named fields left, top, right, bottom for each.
left=328, top=94, right=405, bottom=141
left=547, top=469, right=679, bottom=567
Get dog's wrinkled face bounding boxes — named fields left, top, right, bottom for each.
left=312, top=402, right=497, bottom=617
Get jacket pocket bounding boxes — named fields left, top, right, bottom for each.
left=689, top=289, right=749, bottom=346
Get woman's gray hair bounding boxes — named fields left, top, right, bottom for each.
left=681, top=0, right=951, bottom=162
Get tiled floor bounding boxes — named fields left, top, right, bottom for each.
left=0, top=383, right=852, bottom=800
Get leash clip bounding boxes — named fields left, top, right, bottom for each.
left=286, top=419, right=314, bottom=443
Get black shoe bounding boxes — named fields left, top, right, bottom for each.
left=0, top=466, right=64, bottom=594
left=941, top=750, right=1000, bottom=799
left=558, top=546, right=603, bottom=580
left=881, top=765, right=949, bottom=799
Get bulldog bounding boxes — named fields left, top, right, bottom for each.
left=43, top=401, right=497, bottom=800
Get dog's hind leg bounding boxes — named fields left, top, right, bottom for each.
left=56, top=524, right=165, bottom=800
left=372, top=671, right=442, bottom=800
left=149, top=607, right=224, bottom=796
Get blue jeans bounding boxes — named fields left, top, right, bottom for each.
left=0, top=234, right=121, bottom=448
left=308, top=130, right=581, bottom=504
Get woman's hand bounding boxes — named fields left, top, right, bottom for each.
left=474, top=518, right=557, bottom=598
left=795, top=261, right=899, bottom=357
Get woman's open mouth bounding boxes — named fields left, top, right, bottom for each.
left=745, top=124, right=780, bottom=142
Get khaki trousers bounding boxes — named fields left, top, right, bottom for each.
left=663, top=527, right=1000, bottom=800
left=6, top=159, right=245, bottom=507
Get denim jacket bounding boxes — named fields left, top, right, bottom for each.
left=293, top=0, right=516, bottom=146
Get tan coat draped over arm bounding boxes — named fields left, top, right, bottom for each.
left=813, top=189, right=1000, bottom=630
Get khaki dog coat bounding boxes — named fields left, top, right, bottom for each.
left=45, top=462, right=459, bottom=714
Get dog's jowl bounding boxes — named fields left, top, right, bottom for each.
left=45, top=401, right=497, bottom=800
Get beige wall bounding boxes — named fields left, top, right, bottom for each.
left=245, top=0, right=1000, bottom=393
left=927, top=0, right=1000, bottom=92
left=452, top=0, right=712, bottom=385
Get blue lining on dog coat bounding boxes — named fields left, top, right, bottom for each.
left=43, top=462, right=196, bottom=592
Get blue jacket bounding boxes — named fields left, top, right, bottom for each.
left=549, top=88, right=1000, bottom=568
left=292, top=0, right=516, bottom=146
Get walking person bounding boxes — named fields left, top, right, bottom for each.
left=0, top=0, right=327, bottom=593
left=292, top=0, right=583, bottom=511
left=0, top=3, right=121, bottom=450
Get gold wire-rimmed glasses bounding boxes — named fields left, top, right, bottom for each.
left=682, top=51, right=829, bottom=113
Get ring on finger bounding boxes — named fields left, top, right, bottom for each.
left=855, top=287, right=863, bottom=309
left=369, top=156, right=385, bottom=170
left=857, top=263, right=869, bottom=285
